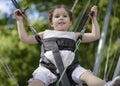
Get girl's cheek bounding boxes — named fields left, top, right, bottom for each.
left=54, top=18, right=58, bottom=21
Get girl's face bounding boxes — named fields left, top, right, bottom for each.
left=50, top=8, right=72, bottom=31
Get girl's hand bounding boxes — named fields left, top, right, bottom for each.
left=14, top=9, right=23, bottom=21
left=91, top=5, right=97, bottom=17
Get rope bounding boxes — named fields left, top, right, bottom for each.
left=11, top=0, right=21, bottom=10
left=11, top=0, right=42, bottom=45
left=79, top=0, right=99, bottom=32
left=0, top=54, right=19, bottom=86
left=71, top=0, right=79, bottom=12
left=72, top=0, right=91, bottom=32
left=107, top=50, right=119, bottom=79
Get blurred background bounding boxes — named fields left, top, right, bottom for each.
left=0, top=0, right=120, bottom=86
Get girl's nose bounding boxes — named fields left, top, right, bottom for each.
left=59, top=16, right=63, bottom=20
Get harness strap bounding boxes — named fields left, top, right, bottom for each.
left=43, top=38, right=76, bottom=52
left=35, top=34, right=42, bottom=45
left=52, top=42, right=71, bottom=86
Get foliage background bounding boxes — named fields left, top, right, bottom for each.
left=0, top=0, right=120, bottom=86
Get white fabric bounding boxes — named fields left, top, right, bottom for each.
left=43, top=30, right=76, bottom=68
left=44, top=50, right=75, bottom=68
left=72, top=65, right=88, bottom=84
left=43, top=30, right=76, bottom=41
left=32, top=64, right=87, bottom=85
left=32, top=65, right=57, bottom=86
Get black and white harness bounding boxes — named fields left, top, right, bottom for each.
left=35, top=34, right=80, bottom=86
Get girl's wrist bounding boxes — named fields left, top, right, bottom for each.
left=17, top=19, right=23, bottom=22
left=92, top=17, right=97, bottom=20
left=92, top=17, right=97, bottom=23
left=16, top=20, right=23, bottom=25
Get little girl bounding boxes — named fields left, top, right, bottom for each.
left=14, top=5, right=120, bottom=86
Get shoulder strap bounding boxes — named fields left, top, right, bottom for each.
left=35, top=34, right=42, bottom=45
left=52, top=41, right=71, bottom=86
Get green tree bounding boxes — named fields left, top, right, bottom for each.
left=0, top=0, right=120, bottom=86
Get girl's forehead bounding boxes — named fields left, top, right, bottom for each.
left=53, top=8, right=68, bottom=14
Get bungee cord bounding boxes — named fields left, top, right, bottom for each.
left=76, top=0, right=99, bottom=32
left=71, top=0, right=79, bottom=12
left=0, top=54, right=19, bottom=86
left=72, top=0, right=99, bottom=32
left=11, top=0, right=42, bottom=44
left=113, top=55, right=120, bottom=78
left=11, top=0, right=37, bottom=35
left=107, top=50, right=119, bottom=79
left=11, top=0, right=21, bottom=10
left=72, top=0, right=91, bottom=32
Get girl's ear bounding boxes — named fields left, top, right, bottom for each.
left=50, top=22, right=53, bottom=27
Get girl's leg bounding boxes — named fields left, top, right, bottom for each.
left=28, top=79, right=45, bottom=86
left=28, top=64, right=57, bottom=86
left=80, top=71, right=106, bottom=86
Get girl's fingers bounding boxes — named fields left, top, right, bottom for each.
left=91, top=6, right=97, bottom=16
left=14, top=9, right=23, bottom=20
left=14, top=9, right=22, bottom=16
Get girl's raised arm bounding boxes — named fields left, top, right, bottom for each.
left=14, top=9, right=43, bottom=44
left=76, top=5, right=100, bottom=43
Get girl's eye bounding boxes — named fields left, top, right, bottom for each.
left=63, top=15, right=67, bottom=17
left=55, top=15, right=59, bottom=18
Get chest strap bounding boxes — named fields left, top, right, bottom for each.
left=42, top=38, right=76, bottom=52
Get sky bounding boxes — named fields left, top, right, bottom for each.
left=0, top=0, right=38, bottom=20
left=0, top=0, right=12, bottom=14
left=0, top=0, right=47, bottom=21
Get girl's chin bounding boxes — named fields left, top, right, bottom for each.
left=54, top=28, right=68, bottom=31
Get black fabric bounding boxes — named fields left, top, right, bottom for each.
left=77, top=35, right=83, bottom=41
left=40, top=61, right=57, bottom=74
left=66, top=55, right=80, bottom=86
left=42, top=38, right=76, bottom=52
left=35, top=34, right=42, bottom=45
